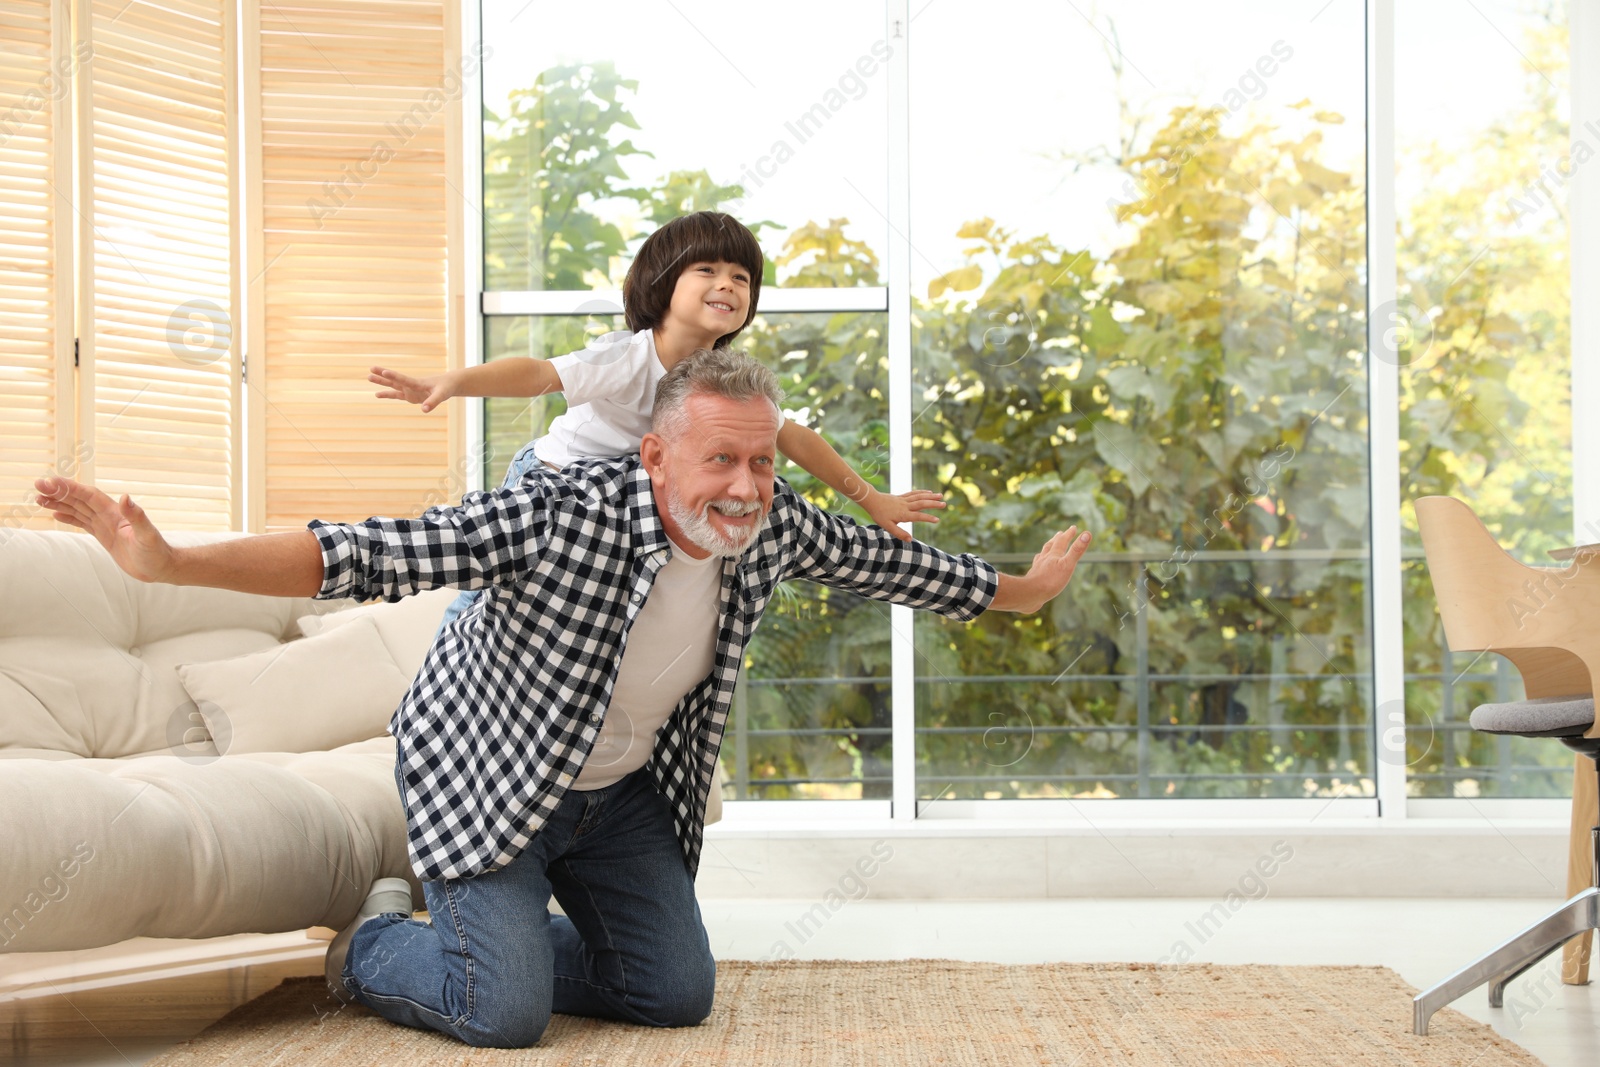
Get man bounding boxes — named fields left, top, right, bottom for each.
left=35, top=348, right=1092, bottom=1049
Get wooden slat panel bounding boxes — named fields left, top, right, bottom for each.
left=252, top=0, right=453, bottom=531
left=0, top=0, right=66, bottom=528
left=81, top=0, right=236, bottom=532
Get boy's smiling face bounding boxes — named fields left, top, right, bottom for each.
left=667, top=260, right=753, bottom=344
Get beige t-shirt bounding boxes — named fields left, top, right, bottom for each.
left=570, top=533, right=723, bottom=790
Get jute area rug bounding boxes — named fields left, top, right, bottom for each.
left=145, top=959, right=1542, bottom=1066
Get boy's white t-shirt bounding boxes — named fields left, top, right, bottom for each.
left=534, top=329, right=665, bottom=468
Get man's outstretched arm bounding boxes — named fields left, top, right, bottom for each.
left=35, top=476, right=324, bottom=596
left=782, top=478, right=1092, bottom=619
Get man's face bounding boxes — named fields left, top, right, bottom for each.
left=667, top=260, right=753, bottom=341
left=643, top=393, right=779, bottom=559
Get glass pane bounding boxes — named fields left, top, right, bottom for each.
left=737, top=309, right=894, bottom=800
left=480, top=0, right=888, bottom=291
left=1396, top=1, right=1572, bottom=797
left=909, top=2, right=1371, bottom=800
left=916, top=560, right=1140, bottom=800
left=734, top=582, right=893, bottom=800
left=481, top=310, right=892, bottom=800
left=481, top=315, right=617, bottom=487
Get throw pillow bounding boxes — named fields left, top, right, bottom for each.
left=176, top=615, right=411, bottom=754
left=296, top=587, right=458, bottom=678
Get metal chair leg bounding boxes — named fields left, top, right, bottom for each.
left=1489, top=954, right=1551, bottom=1009
left=1487, top=813, right=1599, bottom=1008
left=1413, top=888, right=1600, bottom=1035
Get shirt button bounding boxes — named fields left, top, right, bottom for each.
left=631, top=592, right=643, bottom=603
left=590, top=712, right=602, bottom=723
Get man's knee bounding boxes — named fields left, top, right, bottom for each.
left=457, top=998, right=552, bottom=1048
left=635, top=952, right=716, bottom=1027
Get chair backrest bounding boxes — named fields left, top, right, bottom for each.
left=1414, top=496, right=1596, bottom=702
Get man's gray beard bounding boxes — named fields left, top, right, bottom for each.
left=667, top=484, right=765, bottom=558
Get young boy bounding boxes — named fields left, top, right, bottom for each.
left=371, top=211, right=943, bottom=624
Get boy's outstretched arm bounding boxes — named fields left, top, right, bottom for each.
left=369, top=358, right=565, bottom=413
left=776, top=419, right=944, bottom=542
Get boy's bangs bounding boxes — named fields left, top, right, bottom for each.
left=673, top=214, right=764, bottom=279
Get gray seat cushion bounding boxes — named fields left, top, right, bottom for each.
left=1470, top=696, right=1595, bottom=738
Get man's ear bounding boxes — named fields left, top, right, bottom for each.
left=640, top=433, right=666, bottom=483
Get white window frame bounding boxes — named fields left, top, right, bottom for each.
left=1368, top=0, right=1405, bottom=821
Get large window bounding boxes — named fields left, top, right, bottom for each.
left=479, top=1, right=896, bottom=799
left=476, top=0, right=1577, bottom=808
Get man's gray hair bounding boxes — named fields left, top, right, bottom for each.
left=652, top=348, right=784, bottom=441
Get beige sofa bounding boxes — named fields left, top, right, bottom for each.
left=0, top=527, right=439, bottom=953
left=0, top=527, right=719, bottom=957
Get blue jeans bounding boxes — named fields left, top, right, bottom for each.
left=439, top=440, right=546, bottom=629
left=342, top=764, right=716, bottom=1048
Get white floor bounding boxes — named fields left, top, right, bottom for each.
left=700, top=898, right=1599, bottom=1066
left=37, top=898, right=1600, bottom=1066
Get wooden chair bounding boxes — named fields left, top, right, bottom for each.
left=1412, top=495, right=1600, bottom=1034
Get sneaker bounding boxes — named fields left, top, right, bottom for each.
left=325, top=877, right=414, bottom=1002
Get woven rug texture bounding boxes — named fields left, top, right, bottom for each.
left=144, top=959, right=1543, bottom=1066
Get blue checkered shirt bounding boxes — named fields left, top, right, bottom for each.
left=309, top=456, right=998, bottom=882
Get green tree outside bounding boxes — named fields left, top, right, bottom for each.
left=480, top=23, right=1571, bottom=801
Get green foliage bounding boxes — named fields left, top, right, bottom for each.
left=484, top=61, right=653, bottom=292
left=483, top=22, right=1572, bottom=800
left=1395, top=8, right=1570, bottom=559
left=898, top=103, right=1375, bottom=800
left=778, top=219, right=883, bottom=289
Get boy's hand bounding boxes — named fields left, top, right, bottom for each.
left=370, top=366, right=457, bottom=413
left=863, top=489, right=946, bottom=543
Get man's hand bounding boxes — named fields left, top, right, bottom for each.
left=33, top=476, right=325, bottom=595
left=863, top=488, right=946, bottom=543
left=370, top=366, right=458, bottom=413
left=35, top=476, right=177, bottom=583
left=989, top=525, right=1093, bottom=614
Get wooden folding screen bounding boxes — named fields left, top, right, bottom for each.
left=4, top=0, right=461, bottom=535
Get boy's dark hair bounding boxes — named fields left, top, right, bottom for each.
left=623, top=211, right=764, bottom=347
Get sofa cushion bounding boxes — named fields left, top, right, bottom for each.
left=177, top=616, right=412, bottom=754
left=296, top=587, right=458, bottom=679
left=0, top=530, right=335, bottom=759
left=0, top=740, right=416, bottom=952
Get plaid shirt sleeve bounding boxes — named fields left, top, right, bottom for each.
left=308, top=483, right=560, bottom=603
left=779, top=489, right=999, bottom=620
